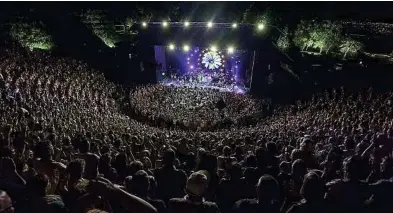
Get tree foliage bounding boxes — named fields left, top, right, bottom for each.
left=340, top=38, right=364, bottom=59
left=241, top=4, right=279, bottom=26
left=10, top=21, right=54, bottom=51
left=277, top=26, right=290, bottom=52
left=293, top=19, right=363, bottom=58
left=133, top=2, right=180, bottom=22
left=81, top=9, right=119, bottom=48
left=293, top=20, right=313, bottom=51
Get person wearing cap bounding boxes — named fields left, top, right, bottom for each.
left=168, top=171, right=220, bottom=213
left=233, top=175, right=280, bottom=213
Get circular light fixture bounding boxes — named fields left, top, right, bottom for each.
left=142, top=22, right=147, bottom=27
left=228, top=46, right=234, bottom=54
left=184, top=21, right=190, bottom=27
left=257, top=23, right=265, bottom=30
left=162, top=21, right=168, bottom=27
left=207, top=22, right=213, bottom=28
left=183, top=45, right=190, bottom=52
left=232, top=23, right=237, bottom=28
left=169, top=44, right=175, bottom=50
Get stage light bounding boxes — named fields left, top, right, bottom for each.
left=257, top=23, right=265, bottom=30
left=142, top=22, right=147, bottom=27
left=183, top=45, right=190, bottom=52
left=190, top=65, right=194, bottom=69
left=184, top=21, right=190, bottom=27
left=210, top=45, right=217, bottom=52
left=169, top=44, right=175, bottom=50
left=207, top=22, right=213, bottom=28
left=232, top=23, right=237, bottom=28
left=162, top=21, right=168, bottom=28
left=228, top=46, right=234, bottom=54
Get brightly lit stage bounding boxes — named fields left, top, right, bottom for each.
left=154, top=45, right=252, bottom=94
left=131, top=20, right=285, bottom=95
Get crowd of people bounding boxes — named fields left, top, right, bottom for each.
left=161, top=67, right=240, bottom=92
left=1, top=44, right=393, bottom=213
left=129, top=84, right=261, bottom=130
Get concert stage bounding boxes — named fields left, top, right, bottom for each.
left=154, top=45, right=251, bottom=94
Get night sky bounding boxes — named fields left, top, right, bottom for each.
left=0, top=2, right=392, bottom=23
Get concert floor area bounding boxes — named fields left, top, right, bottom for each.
left=161, top=79, right=248, bottom=94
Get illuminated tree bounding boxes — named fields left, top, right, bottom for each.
left=133, top=2, right=180, bottom=22
left=340, top=38, right=363, bottom=59
left=80, top=9, right=119, bottom=48
left=10, top=21, right=54, bottom=51
left=293, top=20, right=313, bottom=51
left=323, top=21, right=343, bottom=54
left=277, top=26, right=290, bottom=52
left=240, top=4, right=279, bottom=26
left=256, top=7, right=278, bottom=25
left=293, top=20, right=344, bottom=54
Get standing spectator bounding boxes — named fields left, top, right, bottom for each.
left=125, top=170, right=167, bottom=213
left=155, top=149, right=187, bottom=204
left=233, top=175, right=280, bottom=213
left=168, top=171, right=220, bottom=213
left=0, top=190, right=14, bottom=213
left=286, top=172, right=326, bottom=213
left=77, top=139, right=99, bottom=180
